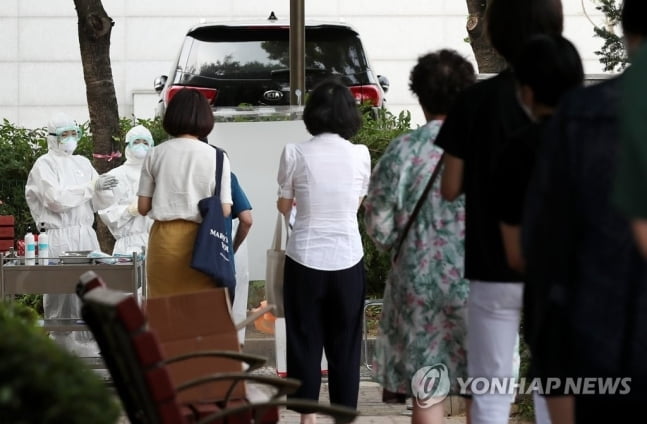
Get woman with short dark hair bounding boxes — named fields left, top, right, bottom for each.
left=302, top=79, right=362, bottom=140
left=138, top=88, right=232, bottom=297
left=162, top=89, right=215, bottom=139
left=276, top=79, right=370, bottom=424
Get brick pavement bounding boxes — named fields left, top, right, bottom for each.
left=116, top=318, right=532, bottom=424
left=117, top=378, right=536, bottom=424
left=240, top=322, right=533, bottom=424
left=278, top=381, right=469, bottom=424
left=277, top=381, right=532, bottom=424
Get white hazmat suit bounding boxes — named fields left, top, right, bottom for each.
left=25, top=112, right=115, bottom=357
left=94, top=125, right=154, bottom=256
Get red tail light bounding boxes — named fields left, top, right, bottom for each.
left=348, top=85, right=383, bottom=107
left=164, top=86, right=219, bottom=106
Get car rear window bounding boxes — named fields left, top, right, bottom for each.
left=178, top=26, right=369, bottom=81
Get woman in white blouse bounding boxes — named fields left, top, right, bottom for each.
left=277, top=79, right=371, bottom=424
left=138, top=88, right=232, bottom=297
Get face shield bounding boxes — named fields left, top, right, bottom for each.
left=55, top=126, right=82, bottom=151
left=47, top=114, right=82, bottom=155
left=50, top=125, right=82, bottom=140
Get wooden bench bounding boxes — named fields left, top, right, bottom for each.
left=76, top=270, right=359, bottom=424
left=0, top=215, right=14, bottom=253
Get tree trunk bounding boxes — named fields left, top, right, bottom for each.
left=74, top=0, right=118, bottom=253
left=465, top=0, right=506, bottom=73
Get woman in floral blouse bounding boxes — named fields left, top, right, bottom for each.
left=363, top=49, right=475, bottom=424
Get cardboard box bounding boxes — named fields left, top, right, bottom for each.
left=145, top=288, right=246, bottom=403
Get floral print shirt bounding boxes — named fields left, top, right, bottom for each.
left=363, top=120, right=469, bottom=395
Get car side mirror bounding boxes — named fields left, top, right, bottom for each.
left=154, top=75, right=168, bottom=94
left=377, top=75, right=389, bottom=94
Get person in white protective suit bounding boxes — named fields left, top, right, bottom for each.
left=25, top=112, right=119, bottom=357
left=93, top=125, right=154, bottom=257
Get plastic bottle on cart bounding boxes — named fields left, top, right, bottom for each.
left=33, top=227, right=38, bottom=256
left=4, top=247, right=18, bottom=265
left=37, top=223, right=49, bottom=265
left=24, top=227, right=36, bottom=265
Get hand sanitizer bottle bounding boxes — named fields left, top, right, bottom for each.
left=24, top=227, right=36, bottom=266
left=37, top=223, right=49, bottom=265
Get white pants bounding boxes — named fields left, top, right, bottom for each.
left=467, top=281, right=550, bottom=424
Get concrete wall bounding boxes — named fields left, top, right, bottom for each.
left=1, top=0, right=614, bottom=129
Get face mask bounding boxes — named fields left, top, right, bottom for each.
left=59, top=136, right=78, bottom=154
left=130, top=144, right=150, bottom=159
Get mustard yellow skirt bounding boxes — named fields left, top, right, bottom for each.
left=146, top=220, right=215, bottom=298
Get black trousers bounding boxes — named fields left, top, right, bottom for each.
left=283, top=256, right=366, bottom=411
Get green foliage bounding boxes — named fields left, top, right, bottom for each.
left=0, top=301, right=120, bottom=423
left=13, top=294, right=43, bottom=317
left=222, top=113, right=303, bottom=123
left=595, top=0, right=622, bottom=27
left=0, top=120, right=47, bottom=237
left=351, top=106, right=412, bottom=298
left=514, top=336, right=535, bottom=421
left=353, top=106, right=412, bottom=169
left=74, top=121, right=97, bottom=161
left=593, top=0, right=627, bottom=72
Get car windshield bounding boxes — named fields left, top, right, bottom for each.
left=180, top=25, right=368, bottom=81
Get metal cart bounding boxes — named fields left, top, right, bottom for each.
left=0, top=253, right=145, bottom=368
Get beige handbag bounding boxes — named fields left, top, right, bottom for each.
left=265, top=212, right=290, bottom=317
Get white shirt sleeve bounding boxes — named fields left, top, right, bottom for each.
left=137, top=152, right=155, bottom=197
left=358, top=144, right=371, bottom=197
left=277, top=144, right=296, bottom=199
left=219, top=154, right=232, bottom=205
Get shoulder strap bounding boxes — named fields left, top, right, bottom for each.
left=272, top=212, right=291, bottom=249
left=393, top=153, right=445, bottom=263
left=214, top=147, right=224, bottom=197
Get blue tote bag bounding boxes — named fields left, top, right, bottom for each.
left=190, top=148, right=236, bottom=294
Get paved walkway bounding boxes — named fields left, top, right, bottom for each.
left=237, top=323, right=532, bottom=424
left=279, top=381, right=467, bottom=424
left=116, top=319, right=533, bottom=423
left=277, top=381, right=532, bottom=424
left=117, top=378, right=532, bottom=424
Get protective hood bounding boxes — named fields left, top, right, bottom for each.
left=124, top=125, right=154, bottom=164
left=47, top=112, right=81, bottom=156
